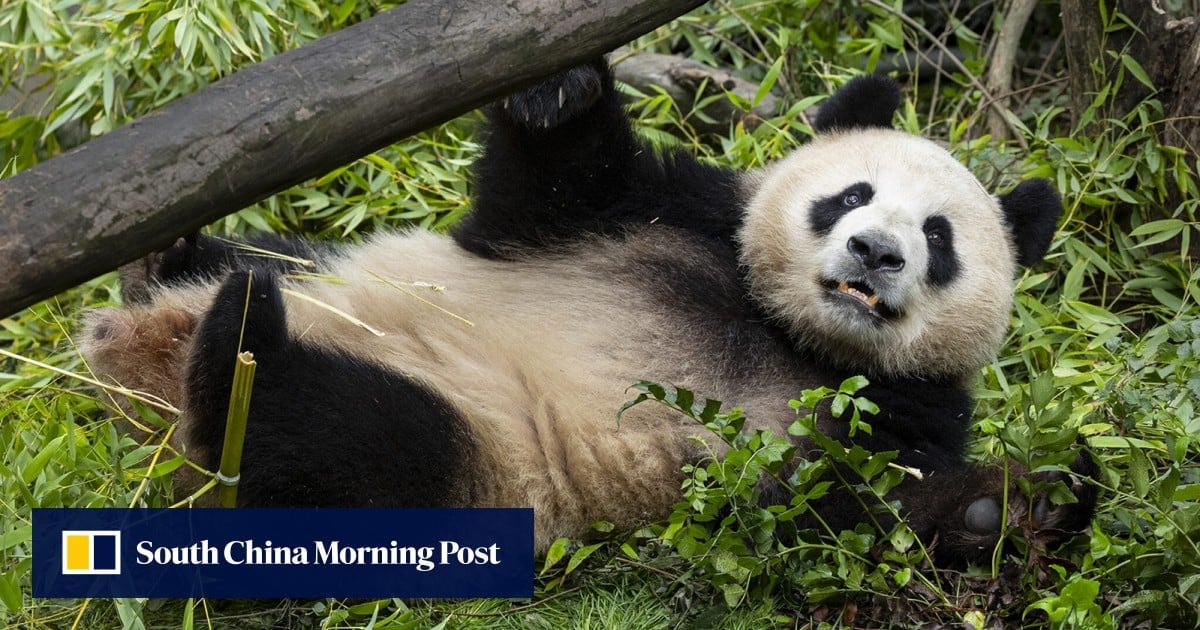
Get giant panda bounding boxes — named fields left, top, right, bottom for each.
left=81, top=60, right=1095, bottom=566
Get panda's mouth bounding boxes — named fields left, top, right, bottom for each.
left=823, top=279, right=901, bottom=320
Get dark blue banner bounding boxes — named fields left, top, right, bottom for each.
left=33, top=508, right=534, bottom=599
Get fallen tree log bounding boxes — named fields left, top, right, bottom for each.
left=0, top=0, right=705, bottom=318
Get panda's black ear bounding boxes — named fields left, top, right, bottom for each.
left=999, top=179, right=1063, bottom=267
left=813, top=75, right=901, bottom=133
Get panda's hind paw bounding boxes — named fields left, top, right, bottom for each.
left=118, top=233, right=200, bottom=304
left=491, top=63, right=604, bottom=131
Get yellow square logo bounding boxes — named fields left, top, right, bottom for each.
left=61, top=531, right=121, bottom=575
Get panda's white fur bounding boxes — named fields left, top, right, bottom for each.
left=81, top=63, right=1091, bottom=565
left=739, top=128, right=1017, bottom=378
left=280, top=231, right=721, bottom=539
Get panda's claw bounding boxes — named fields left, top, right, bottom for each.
left=488, top=62, right=605, bottom=130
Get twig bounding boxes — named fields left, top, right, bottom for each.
left=987, top=0, right=1040, bottom=140
left=613, top=555, right=683, bottom=581
left=0, top=347, right=180, bottom=415
left=866, top=0, right=1029, bottom=150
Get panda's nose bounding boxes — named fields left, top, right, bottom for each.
left=848, top=232, right=905, bottom=272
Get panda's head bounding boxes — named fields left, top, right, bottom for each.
left=738, top=76, right=1062, bottom=379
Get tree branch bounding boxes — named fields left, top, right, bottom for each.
left=0, top=0, right=705, bottom=318
left=986, top=0, right=1039, bottom=140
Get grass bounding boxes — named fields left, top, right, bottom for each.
left=3, top=0, right=1200, bottom=628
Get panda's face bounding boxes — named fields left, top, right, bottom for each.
left=738, top=128, right=1017, bottom=378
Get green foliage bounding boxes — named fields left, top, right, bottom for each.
left=2, top=0, right=1199, bottom=627
left=0, top=0, right=399, bottom=166
left=250, top=121, right=477, bottom=238
left=621, top=380, right=931, bottom=614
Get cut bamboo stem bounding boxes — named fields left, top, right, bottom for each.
left=217, top=351, right=257, bottom=508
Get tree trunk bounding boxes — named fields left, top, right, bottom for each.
left=1061, top=0, right=1110, bottom=128
left=1061, top=0, right=1198, bottom=262
left=0, top=0, right=704, bottom=319
left=1062, top=0, right=1199, bottom=149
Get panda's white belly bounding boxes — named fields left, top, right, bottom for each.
left=278, top=230, right=725, bottom=538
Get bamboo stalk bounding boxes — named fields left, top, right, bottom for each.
left=216, top=351, right=257, bottom=508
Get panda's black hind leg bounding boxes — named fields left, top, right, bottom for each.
left=181, top=270, right=478, bottom=508
left=184, top=271, right=290, bottom=425
left=119, top=232, right=326, bottom=304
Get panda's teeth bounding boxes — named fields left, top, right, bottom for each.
left=837, top=281, right=879, bottom=309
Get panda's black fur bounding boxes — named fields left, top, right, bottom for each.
left=82, top=60, right=1095, bottom=566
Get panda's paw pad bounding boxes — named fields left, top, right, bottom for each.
left=964, top=496, right=1002, bottom=534
left=496, top=64, right=603, bottom=130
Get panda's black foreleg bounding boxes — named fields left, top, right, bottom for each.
left=456, top=59, right=744, bottom=257
left=181, top=270, right=477, bottom=507
left=119, top=232, right=327, bottom=304
left=456, top=60, right=634, bottom=256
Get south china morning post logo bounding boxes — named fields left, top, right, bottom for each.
left=61, top=530, right=121, bottom=575
left=33, top=508, right=533, bottom=598
left=133, top=536, right=500, bottom=572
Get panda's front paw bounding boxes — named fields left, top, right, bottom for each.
left=118, top=233, right=199, bottom=304
left=490, top=62, right=605, bottom=131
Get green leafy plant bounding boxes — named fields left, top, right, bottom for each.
left=3, top=0, right=1199, bottom=627
left=619, top=380, right=946, bottom=618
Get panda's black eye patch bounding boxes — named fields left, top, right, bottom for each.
left=924, top=215, right=959, bottom=287
left=809, top=182, right=874, bottom=236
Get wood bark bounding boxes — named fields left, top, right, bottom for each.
left=1062, top=0, right=1199, bottom=152
left=1061, top=0, right=1109, bottom=128
left=1061, top=0, right=1198, bottom=261
left=0, top=0, right=705, bottom=318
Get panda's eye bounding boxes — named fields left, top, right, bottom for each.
left=923, top=215, right=954, bottom=253
left=811, top=182, right=874, bottom=236
left=924, top=215, right=959, bottom=286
